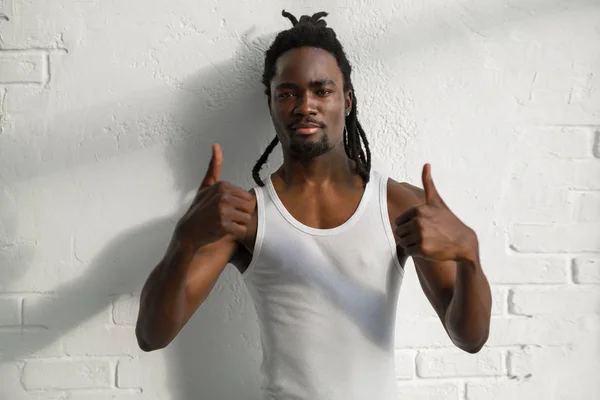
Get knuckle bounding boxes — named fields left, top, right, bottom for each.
left=216, top=181, right=227, bottom=193
left=414, top=218, right=424, bottom=231
left=243, top=213, right=252, bottom=223
left=420, top=241, right=432, bottom=255
left=219, top=218, right=230, bottom=232
left=217, top=201, right=228, bottom=215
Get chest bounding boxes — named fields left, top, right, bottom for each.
left=277, top=188, right=365, bottom=230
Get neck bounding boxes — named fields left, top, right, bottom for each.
left=276, top=144, right=361, bottom=189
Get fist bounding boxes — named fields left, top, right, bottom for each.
left=176, top=144, right=256, bottom=250
left=394, top=164, right=475, bottom=262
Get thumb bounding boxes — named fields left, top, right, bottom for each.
left=201, top=143, right=222, bottom=187
left=422, top=163, right=444, bottom=206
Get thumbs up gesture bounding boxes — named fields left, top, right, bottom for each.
left=175, top=144, right=256, bottom=250
left=394, top=164, right=476, bottom=262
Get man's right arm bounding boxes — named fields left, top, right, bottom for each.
left=135, top=143, right=255, bottom=352
left=135, top=230, right=239, bottom=352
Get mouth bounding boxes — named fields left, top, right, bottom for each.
left=290, top=122, right=323, bottom=136
left=294, top=127, right=320, bottom=135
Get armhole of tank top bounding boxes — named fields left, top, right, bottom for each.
left=241, top=186, right=265, bottom=279
left=379, top=174, right=405, bottom=276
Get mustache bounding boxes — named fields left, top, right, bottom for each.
left=288, top=117, right=326, bottom=129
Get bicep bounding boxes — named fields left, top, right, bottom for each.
left=413, top=257, right=457, bottom=322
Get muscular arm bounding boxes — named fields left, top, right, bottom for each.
left=135, top=232, right=239, bottom=351
left=412, top=239, right=491, bottom=353
left=389, top=180, right=491, bottom=353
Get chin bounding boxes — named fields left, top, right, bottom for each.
left=289, top=142, right=332, bottom=161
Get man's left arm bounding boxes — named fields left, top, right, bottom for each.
left=393, top=164, right=492, bottom=353
left=412, top=237, right=491, bottom=353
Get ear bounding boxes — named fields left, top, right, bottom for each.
left=345, top=89, right=353, bottom=115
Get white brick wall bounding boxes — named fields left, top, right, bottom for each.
left=1, top=1, right=599, bottom=399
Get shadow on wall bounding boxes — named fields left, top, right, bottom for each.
left=0, top=33, right=277, bottom=399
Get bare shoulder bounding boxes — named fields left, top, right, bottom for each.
left=386, top=177, right=425, bottom=217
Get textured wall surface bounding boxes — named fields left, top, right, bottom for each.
left=1, top=0, right=599, bottom=399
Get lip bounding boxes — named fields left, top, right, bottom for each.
left=290, top=123, right=322, bottom=135
left=294, top=127, right=320, bottom=135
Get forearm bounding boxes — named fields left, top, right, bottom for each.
left=445, top=242, right=492, bottom=353
left=136, top=234, right=195, bottom=351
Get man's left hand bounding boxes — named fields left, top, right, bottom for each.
left=394, top=164, right=477, bottom=262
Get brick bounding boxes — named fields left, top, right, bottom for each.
left=1, top=260, right=82, bottom=293
left=23, top=295, right=112, bottom=329
left=396, top=383, right=459, bottom=400
left=416, top=348, right=504, bottom=378
left=0, top=242, right=36, bottom=284
left=0, top=297, right=20, bottom=325
left=0, top=330, right=64, bottom=359
left=22, top=360, right=111, bottom=390
left=573, top=191, right=600, bottom=222
left=487, top=316, right=599, bottom=346
left=505, top=178, right=571, bottom=224
left=5, top=86, right=51, bottom=114
left=67, top=393, right=143, bottom=400
left=394, top=350, right=415, bottom=380
left=116, top=358, right=141, bottom=388
left=62, top=326, right=139, bottom=356
left=509, top=287, right=600, bottom=316
left=0, top=52, right=45, bottom=83
left=573, top=257, right=600, bottom=284
left=396, top=274, right=506, bottom=319
left=507, top=346, right=571, bottom=377
left=486, top=256, right=567, bottom=284
left=113, top=294, right=140, bottom=325
left=594, top=129, right=600, bottom=158
left=569, top=161, right=600, bottom=190
left=509, top=223, right=600, bottom=253
left=530, top=126, right=594, bottom=158
left=518, top=160, right=600, bottom=191
left=490, top=286, right=505, bottom=315
left=0, top=363, right=68, bottom=400
left=467, top=380, right=538, bottom=400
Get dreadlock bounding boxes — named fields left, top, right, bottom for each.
left=252, top=10, right=371, bottom=187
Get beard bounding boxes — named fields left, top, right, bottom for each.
left=288, top=131, right=332, bottom=161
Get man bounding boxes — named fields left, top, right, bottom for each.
left=136, top=10, right=492, bottom=399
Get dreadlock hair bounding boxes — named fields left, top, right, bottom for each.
left=251, top=10, right=371, bottom=187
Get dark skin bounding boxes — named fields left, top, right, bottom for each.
left=135, top=46, right=492, bottom=354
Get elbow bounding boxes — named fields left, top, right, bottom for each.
left=462, top=342, right=485, bottom=354
left=135, top=320, right=168, bottom=353
left=458, top=330, right=489, bottom=354
left=135, top=325, right=155, bottom=352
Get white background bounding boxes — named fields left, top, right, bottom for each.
left=1, top=0, right=599, bottom=399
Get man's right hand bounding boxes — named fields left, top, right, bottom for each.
left=175, top=143, right=256, bottom=251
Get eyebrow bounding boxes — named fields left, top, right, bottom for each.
left=275, top=79, right=337, bottom=90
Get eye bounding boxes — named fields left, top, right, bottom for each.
left=278, top=92, right=295, bottom=99
left=317, top=89, right=333, bottom=96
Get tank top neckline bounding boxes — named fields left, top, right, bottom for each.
left=265, top=170, right=376, bottom=236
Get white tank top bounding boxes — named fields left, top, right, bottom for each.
left=242, top=169, right=405, bottom=400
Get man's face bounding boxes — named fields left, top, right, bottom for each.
left=269, top=47, right=352, bottom=161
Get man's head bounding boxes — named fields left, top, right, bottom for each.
left=252, top=10, right=371, bottom=187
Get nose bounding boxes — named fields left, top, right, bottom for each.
left=294, top=92, right=317, bottom=116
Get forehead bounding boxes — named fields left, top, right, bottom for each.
left=272, top=47, right=343, bottom=85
